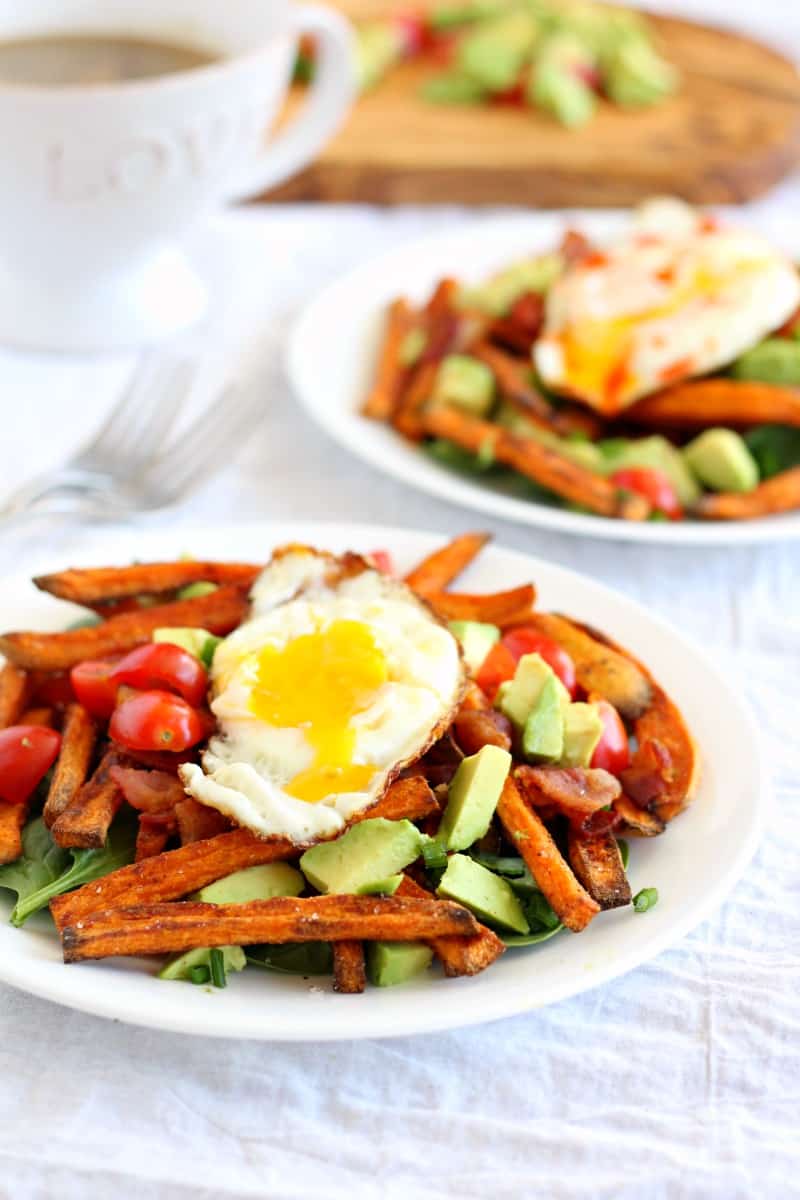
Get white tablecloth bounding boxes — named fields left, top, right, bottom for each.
left=2, top=2, right=800, bottom=1196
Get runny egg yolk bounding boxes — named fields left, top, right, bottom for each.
left=249, top=619, right=386, bottom=803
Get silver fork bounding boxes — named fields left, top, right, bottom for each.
left=1, top=354, right=262, bottom=522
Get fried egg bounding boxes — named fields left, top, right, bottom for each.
left=534, top=198, right=800, bottom=416
left=180, top=548, right=465, bottom=842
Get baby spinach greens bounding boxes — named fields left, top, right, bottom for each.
left=745, top=425, right=800, bottom=480
left=469, top=850, right=564, bottom=946
left=0, top=812, right=136, bottom=927
left=247, top=943, right=333, bottom=976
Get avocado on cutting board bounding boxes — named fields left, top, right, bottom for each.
left=267, top=5, right=800, bottom=207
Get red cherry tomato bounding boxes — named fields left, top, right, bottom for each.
left=70, top=659, right=121, bottom=719
left=610, top=467, right=683, bottom=520
left=110, top=643, right=208, bottom=709
left=475, top=642, right=517, bottom=703
left=491, top=82, right=525, bottom=106
left=590, top=700, right=631, bottom=775
left=110, top=690, right=207, bottom=753
left=501, top=628, right=577, bottom=697
left=394, top=12, right=431, bottom=56
left=368, top=549, right=395, bottom=575
left=0, top=725, right=62, bottom=805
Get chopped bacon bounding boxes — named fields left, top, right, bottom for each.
left=515, top=765, right=621, bottom=819
left=619, top=738, right=672, bottom=809
left=110, top=766, right=186, bottom=814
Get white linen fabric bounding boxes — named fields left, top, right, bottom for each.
left=1, top=2, right=799, bottom=1194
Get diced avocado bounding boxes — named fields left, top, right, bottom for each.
left=604, top=34, right=679, bottom=108
left=398, top=327, right=427, bottom=367
left=432, top=354, right=495, bottom=416
left=356, top=874, right=403, bottom=896
left=299, top=819, right=424, bottom=894
left=458, top=12, right=539, bottom=93
left=158, top=945, right=246, bottom=982
left=498, top=652, right=569, bottom=731
left=602, top=435, right=701, bottom=506
left=731, top=338, right=800, bottom=386
left=421, top=73, right=487, bottom=104
left=355, top=22, right=402, bottom=91
left=366, top=941, right=434, bottom=987
left=561, top=702, right=604, bottom=768
left=153, top=625, right=221, bottom=668
left=429, top=1, right=509, bottom=31
left=449, top=619, right=500, bottom=673
left=437, top=744, right=512, bottom=851
left=176, top=581, right=218, bottom=600
left=522, top=673, right=565, bottom=761
left=437, top=853, right=529, bottom=934
left=192, top=863, right=304, bottom=904
left=530, top=34, right=598, bottom=128
left=683, top=428, right=759, bottom=494
left=459, top=254, right=562, bottom=316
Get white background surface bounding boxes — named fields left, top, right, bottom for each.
left=1, top=1, right=799, bottom=1196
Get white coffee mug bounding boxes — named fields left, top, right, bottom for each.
left=0, top=0, right=354, bottom=351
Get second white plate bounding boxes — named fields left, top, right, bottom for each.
left=288, top=211, right=800, bottom=545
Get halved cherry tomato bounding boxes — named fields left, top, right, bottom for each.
left=475, top=642, right=517, bottom=702
left=110, top=690, right=207, bottom=753
left=0, top=725, right=61, bottom=805
left=394, top=12, right=431, bottom=56
left=110, top=643, right=208, bottom=709
left=610, top=467, right=683, bottom=520
left=590, top=700, right=631, bottom=775
left=70, top=659, right=120, bottom=719
left=491, top=82, right=525, bottom=106
left=501, top=628, right=577, bottom=697
left=368, top=549, right=395, bottom=575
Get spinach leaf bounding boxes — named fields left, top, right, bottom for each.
left=745, top=425, right=800, bottom=480
left=247, top=942, right=333, bottom=976
left=0, top=813, right=136, bottom=927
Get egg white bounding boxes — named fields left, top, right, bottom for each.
left=180, top=550, right=464, bottom=842
left=534, top=199, right=800, bottom=414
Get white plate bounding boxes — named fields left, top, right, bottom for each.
left=0, top=520, right=763, bottom=1040
left=288, top=211, right=800, bottom=545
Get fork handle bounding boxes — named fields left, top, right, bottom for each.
left=0, top=468, right=117, bottom=517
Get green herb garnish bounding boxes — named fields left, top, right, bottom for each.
left=633, top=886, right=658, bottom=913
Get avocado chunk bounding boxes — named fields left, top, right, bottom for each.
left=730, top=338, right=800, bottom=385
left=604, top=34, right=679, bottom=108
left=366, top=941, right=434, bottom=987
left=449, top=619, right=500, bottom=673
left=153, top=625, right=221, bottom=668
left=299, top=819, right=424, bottom=894
left=192, top=863, right=305, bottom=905
left=432, top=354, right=495, bottom=416
left=497, top=652, right=570, bottom=731
left=458, top=11, right=539, bottom=93
left=421, top=73, right=488, bottom=104
left=601, top=435, right=701, bottom=506
left=437, top=744, right=512, bottom=852
left=530, top=35, right=597, bottom=128
left=683, top=428, right=759, bottom=494
left=176, top=580, right=217, bottom=600
left=561, top=702, right=604, bottom=767
left=522, top=673, right=565, bottom=761
left=356, top=874, right=403, bottom=896
left=158, top=945, right=246, bottom=982
left=459, top=254, right=562, bottom=316
left=437, top=853, right=529, bottom=934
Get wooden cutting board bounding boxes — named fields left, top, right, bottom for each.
left=267, top=6, right=800, bottom=206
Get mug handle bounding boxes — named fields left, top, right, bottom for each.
left=227, top=4, right=355, bottom=202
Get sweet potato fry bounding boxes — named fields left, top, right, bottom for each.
left=33, top=561, right=261, bottom=605
left=519, top=613, right=652, bottom=719
left=0, top=802, right=26, bottom=866
left=60, top=895, right=479, bottom=962
left=135, top=812, right=176, bottom=861
left=393, top=360, right=439, bottom=441
left=174, top=796, right=230, bottom=844
left=397, top=875, right=505, bottom=976
left=50, top=749, right=125, bottom=849
left=371, top=776, right=438, bottom=823
left=426, top=278, right=458, bottom=318
left=0, top=663, right=32, bottom=728
left=428, top=584, right=536, bottom=626
left=453, top=707, right=512, bottom=755
left=332, top=940, right=367, bottom=994
left=17, top=706, right=54, bottom=727
left=515, top=765, right=621, bottom=821
left=470, top=341, right=604, bottom=439
left=43, top=703, right=97, bottom=828
left=404, top=531, right=490, bottom=596
left=0, top=584, right=249, bottom=670
left=496, top=776, right=600, bottom=933
left=421, top=405, right=649, bottom=520
left=613, top=793, right=665, bottom=837
left=362, top=298, right=415, bottom=421
left=567, top=828, right=631, bottom=910
left=695, top=466, right=800, bottom=520
left=627, top=379, right=800, bottom=430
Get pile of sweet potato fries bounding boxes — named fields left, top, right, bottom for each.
left=0, top=533, right=698, bottom=993
left=363, top=256, right=800, bottom=522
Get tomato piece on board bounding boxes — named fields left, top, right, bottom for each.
left=589, top=699, right=632, bottom=775
left=111, top=643, right=208, bottom=709
left=501, top=628, right=577, bottom=697
left=0, top=725, right=62, bottom=805
left=109, top=690, right=207, bottom=753
left=475, top=642, right=517, bottom=702
left=610, top=467, right=683, bottom=520
left=70, top=659, right=121, bottom=719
